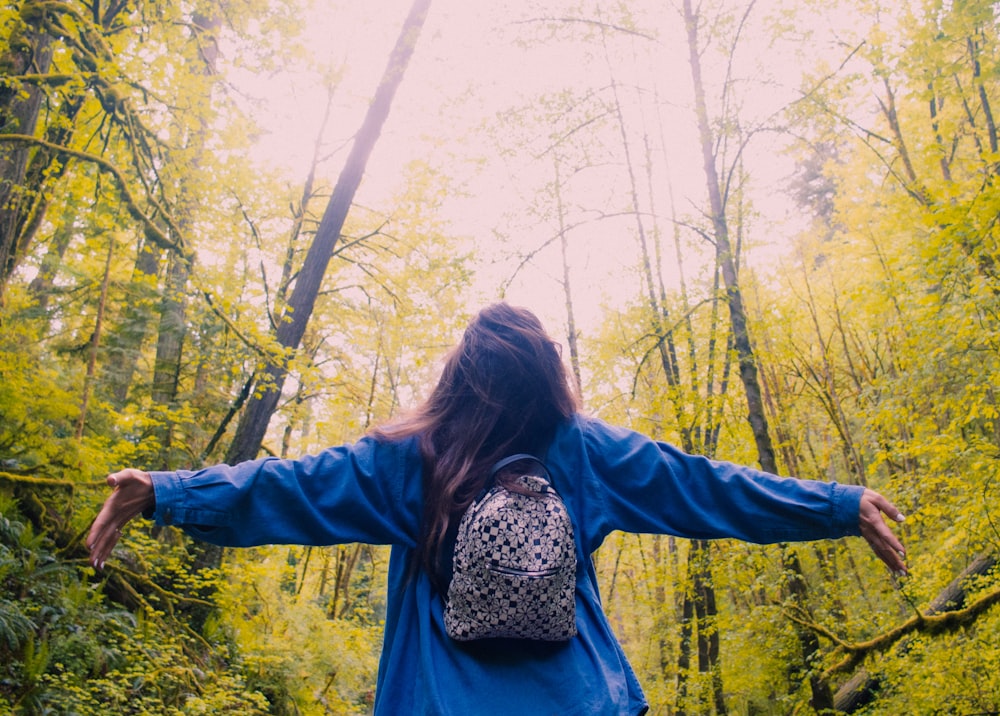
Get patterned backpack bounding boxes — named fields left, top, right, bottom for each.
left=444, top=454, right=578, bottom=641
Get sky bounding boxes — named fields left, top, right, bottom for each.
left=224, top=0, right=857, bottom=338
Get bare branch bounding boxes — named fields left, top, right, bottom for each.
left=511, top=17, right=658, bottom=42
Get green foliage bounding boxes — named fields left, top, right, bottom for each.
left=0, top=301, right=84, bottom=473
left=215, top=546, right=384, bottom=714
left=0, top=493, right=271, bottom=714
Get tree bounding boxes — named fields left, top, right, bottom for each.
left=0, top=1, right=54, bottom=301
left=226, top=0, right=433, bottom=464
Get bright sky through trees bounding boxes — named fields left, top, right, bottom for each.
left=224, top=0, right=840, bottom=332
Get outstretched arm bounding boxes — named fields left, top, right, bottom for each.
left=87, top=438, right=422, bottom=568
left=87, top=469, right=154, bottom=569
left=859, top=488, right=907, bottom=576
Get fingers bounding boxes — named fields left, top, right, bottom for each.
left=87, top=519, right=122, bottom=571
left=867, top=489, right=906, bottom=524
left=858, top=488, right=908, bottom=578
left=87, top=469, right=154, bottom=570
left=87, top=491, right=127, bottom=570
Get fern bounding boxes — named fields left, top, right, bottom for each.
left=0, top=598, right=35, bottom=650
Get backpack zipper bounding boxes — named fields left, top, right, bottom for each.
left=488, top=564, right=564, bottom=578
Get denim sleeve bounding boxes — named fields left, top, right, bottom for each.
left=147, top=436, right=422, bottom=548
left=578, top=418, right=864, bottom=547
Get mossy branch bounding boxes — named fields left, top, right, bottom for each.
left=109, top=563, right=217, bottom=612
left=784, top=577, right=1000, bottom=679
left=105, top=566, right=216, bottom=653
left=0, top=470, right=77, bottom=488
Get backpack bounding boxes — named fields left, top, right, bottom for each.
left=443, top=454, right=578, bottom=642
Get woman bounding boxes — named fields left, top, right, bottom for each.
left=88, top=302, right=907, bottom=715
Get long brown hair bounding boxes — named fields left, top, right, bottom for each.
left=372, top=302, right=578, bottom=578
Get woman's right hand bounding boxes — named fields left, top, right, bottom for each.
left=858, top=488, right=908, bottom=577
left=87, top=469, right=155, bottom=570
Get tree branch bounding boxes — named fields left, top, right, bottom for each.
left=784, top=553, right=1000, bottom=684
left=0, top=134, right=190, bottom=260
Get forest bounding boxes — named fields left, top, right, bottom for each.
left=1, top=0, right=998, bottom=713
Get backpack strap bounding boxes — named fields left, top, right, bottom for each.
left=489, top=453, right=548, bottom=480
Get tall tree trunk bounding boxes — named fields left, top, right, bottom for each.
left=675, top=539, right=726, bottom=716
left=104, top=236, right=161, bottom=406
left=75, top=234, right=116, bottom=439
left=601, top=31, right=732, bottom=708
left=552, top=157, right=583, bottom=400
left=0, top=8, right=54, bottom=302
left=605, top=65, right=686, bottom=440
left=199, top=87, right=337, bottom=461
left=675, top=570, right=696, bottom=715
left=226, top=0, right=432, bottom=464
left=682, top=0, right=831, bottom=710
left=607, top=57, right=727, bottom=710
left=27, top=202, right=78, bottom=317
left=145, top=10, right=227, bottom=624
left=969, top=34, right=998, bottom=154
left=682, top=0, right=776, bottom=475
left=1, top=0, right=127, bottom=304
left=1, top=88, right=83, bottom=290
left=150, top=252, right=190, bottom=464
left=692, top=540, right=726, bottom=716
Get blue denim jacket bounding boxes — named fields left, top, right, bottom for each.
left=148, top=414, right=864, bottom=715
